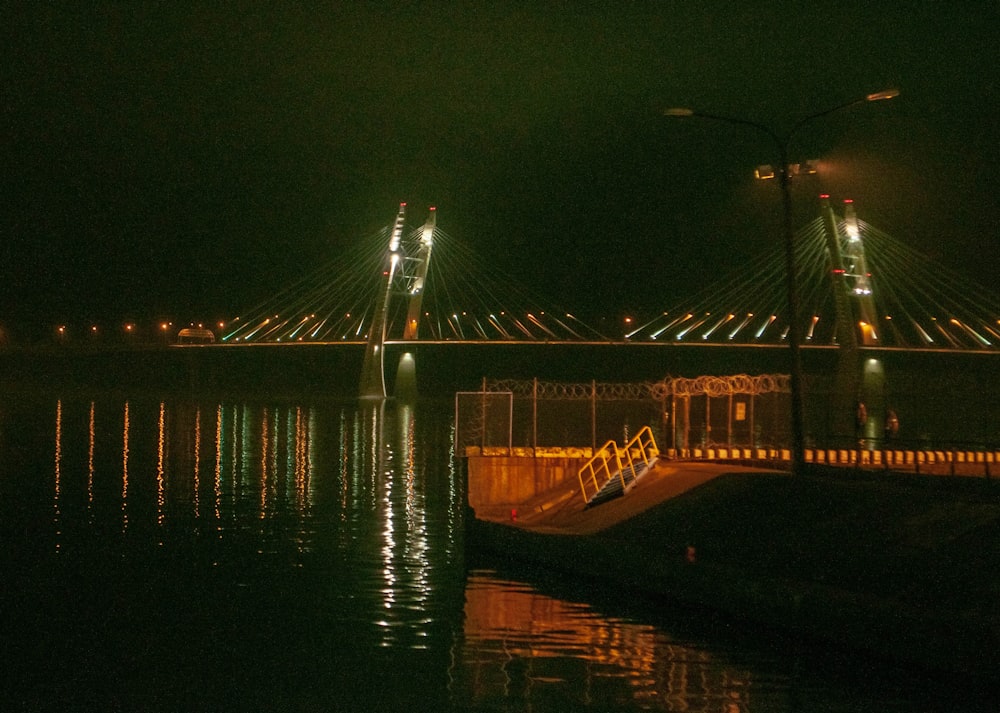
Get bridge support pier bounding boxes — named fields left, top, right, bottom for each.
left=359, top=343, right=387, bottom=399
left=395, top=351, right=418, bottom=401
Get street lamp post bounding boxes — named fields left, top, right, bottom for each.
left=664, top=89, right=898, bottom=474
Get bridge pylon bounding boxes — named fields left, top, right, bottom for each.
left=359, top=204, right=438, bottom=399
left=394, top=206, right=436, bottom=401
left=820, top=195, right=885, bottom=444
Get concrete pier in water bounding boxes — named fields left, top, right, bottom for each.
left=465, top=448, right=1000, bottom=685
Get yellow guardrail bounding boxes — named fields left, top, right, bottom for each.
left=577, top=426, right=658, bottom=505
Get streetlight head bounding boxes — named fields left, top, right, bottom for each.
left=663, top=107, right=695, bottom=117
left=866, top=88, right=900, bottom=102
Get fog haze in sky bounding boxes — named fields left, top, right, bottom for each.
left=3, top=2, right=996, bottom=333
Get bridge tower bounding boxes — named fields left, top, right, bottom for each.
left=360, top=203, right=409, bottom=399
left=394, top=206, right=436, bottom=400
left=820, top=195, right=884, bottom=444
left=359, top=204, right=437, bottom=399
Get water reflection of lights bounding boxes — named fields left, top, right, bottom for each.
left=87, top=401, right=95, bottom=521
left=260, top=407, right=270, bottom=519
left=47, top=399, right=443, bottom=647
left=45, top=401, right=322, bottom=543
left=157, top=402, right=166, bottom=531
left=454, top=573, right=752, bottom=711
left=122, top=401, right=130, bottom=532
left=53, top=400, right=62, bottom=552
left=213, top=405, right=221, bottom=523
left=193, top=406, right=201, bottom=518
left=362, top=401, right=435, bottom=648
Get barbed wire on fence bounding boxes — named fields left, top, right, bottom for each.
left=486, top=374, right=790, bottom=402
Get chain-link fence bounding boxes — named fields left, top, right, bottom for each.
left=455, top=374, right=791, bottom=453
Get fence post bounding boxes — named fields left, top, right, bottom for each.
left=727, top=391, right=733, bottom=447
left=591, top=380, right=597, bottom=451
left=683, top=395, right=691, bottom=451
left=705, top=393, right=711, bottom=448
left=670, top=392, right=677, bottom=453
left=532, top=377, right=538, bottom=452
left=480, top=378, right=487, bottom=450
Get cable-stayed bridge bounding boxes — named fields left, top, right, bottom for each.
left=628, top=196, right=1000, bottom=352
left=220, top=199, right=1000, bottom=398
left=223, top=203, right=605, bottom=346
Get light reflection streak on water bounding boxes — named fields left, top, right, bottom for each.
left=446, top=420, right=459, bottom=563
left=260, top=407, right=269, bottom=520
left=400, top=403, right=431, bottom=629
left=88, top=401, right=95, bottom=522
left=338, top=409, right=350, bottom=529
left=214, top=404, right=223, bottom=525
left=157, top=402, right=166, bottom=531
left=239, top=404, right=252, bottom=513
left=293, top=407, right=314, bottom=554
left=368, top=404, right=379, bottom=513
left=380, top=403, right=397, bottom=636
left=193, top=406, right=201, bottom=519
left=121, top=401, right=130, bottom=533
left=53, top=399, right=62, bottom=552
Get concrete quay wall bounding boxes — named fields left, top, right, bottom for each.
left=465, top=447, right=593, bottom=519
left=467, top=446, right=1000, bottom=520
left=464, top=451, right=1000, bottom=684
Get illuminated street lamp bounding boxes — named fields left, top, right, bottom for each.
left=664, top=89, right=899, bottom=474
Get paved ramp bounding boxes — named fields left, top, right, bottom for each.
left=496, top=460, right=785, bottom=536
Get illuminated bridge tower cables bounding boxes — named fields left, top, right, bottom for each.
left=819, top=196, right=874, bottom=440
left=414, top=226, right=608, bottom=343
left=840, top=200, right=879, bottom=344
left=402, top=207, right=435, bottom=341
left=221, top=220, right=389, bottom=343
left=821, top=196, right=862, bottom=349
left=857, top=218, right=1000, bottom=349
left=361, top=203, right=409, bottom=399
left=395, top=207, right=437, bottom=400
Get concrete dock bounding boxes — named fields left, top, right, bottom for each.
left=465, top=452, right=1000, bottom=685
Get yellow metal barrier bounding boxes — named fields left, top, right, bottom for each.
left=577, top=426, right=659, bottom=505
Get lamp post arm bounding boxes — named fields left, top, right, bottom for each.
left=677, top=111, right=784, bottom=153
left=787, top=97, right=864, bottom=146
left=786, top=88, right=899, bottom=148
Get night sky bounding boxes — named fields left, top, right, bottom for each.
left=3, top=2, right=997, bottom=338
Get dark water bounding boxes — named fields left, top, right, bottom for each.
left=0, top=393, right=989, bottom=711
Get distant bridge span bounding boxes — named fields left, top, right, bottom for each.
left=219, top=200, right=1000, bottom=399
